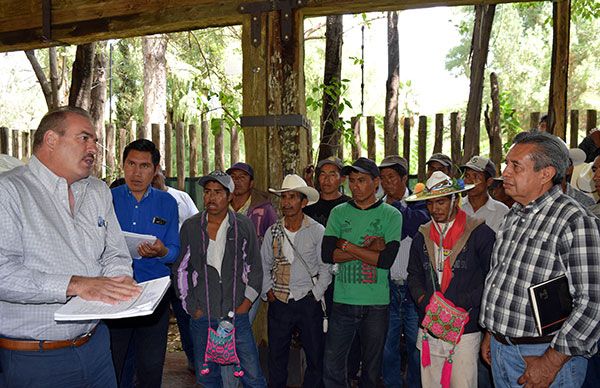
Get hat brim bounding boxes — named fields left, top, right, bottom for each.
left=378, top=162, right=408, bottom=174
left=198, top=176, right=234, bottom=193
left=405, top=184, right=476, bottom=202
left=341, top=165, right=378, bottom=177
left=426, top=158, right=452, bottom=167
left=268, top=186, right=320, bottom=206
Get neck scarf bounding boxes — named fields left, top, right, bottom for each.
left=428, top=209, right=466, bottom=293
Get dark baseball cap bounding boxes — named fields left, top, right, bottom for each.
left=341, top=157, right=380, bottom=178
left=198, top=170, right=235, bottom=193
left=379, top=155, right=408, bottom=175
left=461, top=156, right=497, bottom=178
left=426, top=153, right=453, bottom=167
left=316, top=156, right=343, bottom=171
left=226, top=162, right=254, bottom=179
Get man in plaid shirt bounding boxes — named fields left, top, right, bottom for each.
left=480, top=131, right=600, bottom=387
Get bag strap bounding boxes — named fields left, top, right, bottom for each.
left=279, top=221, right=328, bottom=319
left=201, top=212, right=239, bottom=324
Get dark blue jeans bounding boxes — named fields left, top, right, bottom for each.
left=169, top=284, right=194, bottom=366
left=382, top=282, right=421, bottom=388
left=107, top=292, right=171, bottom=388
left=0, top=323, right=117, bottom=388
left=583, top=349, right=600, bottom=387
left=268, top=295, right=324, bottom=388
left=190, top=312, right=266, bottom=388
left=323, top=302, right=389, bottom=388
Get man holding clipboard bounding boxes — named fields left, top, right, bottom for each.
left=480, top=131, right=600, bottom=387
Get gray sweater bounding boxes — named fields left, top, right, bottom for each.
left=173, top=210, right=262, bottom=319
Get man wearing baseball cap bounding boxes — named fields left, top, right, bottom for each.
left=261, top=174, right=332, bottom=388
left=226, top=162, right=277, bottom=245
left=461, top=156, right=509, bottom=233
left=322, top=157, right=402, bottom=387
left=426, top=153, right=453, bottom=178
left=173, top=171, right=266, bottom=387
left=378, top=155, right=429, bottom=387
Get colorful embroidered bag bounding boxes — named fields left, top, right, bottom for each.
left=198, top=215, right=244, bottom=378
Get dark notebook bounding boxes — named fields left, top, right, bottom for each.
left=528, top=274, right=573, bottom=336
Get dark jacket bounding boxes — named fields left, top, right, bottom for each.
left=407, top=215, right=495, bottom=334
left=173, top=210, right=262, bottom=319
left=247, top=189, right=278, bottom=245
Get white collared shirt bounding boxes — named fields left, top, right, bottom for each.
left=461, top=196, right=509, bottom=233
left=207, top=213, right=229, bottom=277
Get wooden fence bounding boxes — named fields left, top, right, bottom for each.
left=1, top=109, right=597, bottom=187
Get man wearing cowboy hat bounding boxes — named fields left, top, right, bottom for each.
left=321, top=157, right=402, bottom=388
left=261, top=174, right=332, bottom=388
left=406, top=171, right=495, bottom=388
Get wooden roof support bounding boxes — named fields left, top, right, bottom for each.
left=0, top=0, right=539, bottom=53
left=547, top=0, right=570, bottom=139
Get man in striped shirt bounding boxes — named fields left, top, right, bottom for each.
left=480, top=131, right=600, bottom=387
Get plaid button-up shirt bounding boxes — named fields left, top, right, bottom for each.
left=480, top=185, right=600, bottom=356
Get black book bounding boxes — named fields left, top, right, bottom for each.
left=528, top=274, right=573, bottom=336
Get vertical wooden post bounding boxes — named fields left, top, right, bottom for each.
left=569, top=110, right=579, bottom=148
left=450, top=112, right=462, bottom=164
left=230, top=126, right=239, bottom=165
left=351, top=116, right=361, bottom=160
left=434, top=113, right=443, bottom=154
left=201, top=119, right=210, bottom=175
left=403, top=118, right=411, bottom=168
left=215, top=120, right=225, bottom=171
left=587, top=110, right=597, bottom=131
left=12, top=130, right=20, bottom=159
left=242, top=6, right=309, bottom=190
left=189, top=124, right=198, bottom=177
left=0, top=127, right=10, bottom=154
left=547, top=0, right=570, bottom=139
left=164, top=123, right=172, bottom=177
left=417, top=116, right=427, bottom=182
left=118, top=127, right=126, bottom=164
left=29, top=130, right=36, bottom=154
left=366, top=116, right=376, bottom=160
left=134, top=120, right=144, bottom=140
left=530, top=112, right=541, bottom=130
left=176, top=122, right=185, bottom=191
left=21, top=131, right=30, bottom=159
left=151, top=123, right=160, bottom=150
left=106, top=124, right=116, bottom=176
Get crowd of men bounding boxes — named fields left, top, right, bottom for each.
left=1, top=106, right=600, bottom=388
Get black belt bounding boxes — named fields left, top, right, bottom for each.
left=493, top=332, right=554, bottom=346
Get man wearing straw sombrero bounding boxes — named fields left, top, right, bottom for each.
left=261, top=174, right=332, bottom=388
left=406, top=171, right=495, bottom=388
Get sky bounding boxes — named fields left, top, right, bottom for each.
left=0, top=7, right=470, bottom=130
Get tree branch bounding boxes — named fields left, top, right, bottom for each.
left=25, top=50, right=52, bottom=109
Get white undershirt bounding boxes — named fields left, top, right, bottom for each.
left=207, top=213, right=229, bottom=277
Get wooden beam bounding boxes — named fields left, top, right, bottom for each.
left=547, top=0, right=570, bottom=139
left=0, top=0, right=540, bottom=53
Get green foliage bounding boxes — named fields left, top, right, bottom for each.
left=113, top=39, right=143, bottom=130
left=498, top=90, right=523, bottom=153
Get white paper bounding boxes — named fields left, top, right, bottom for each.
left=123, top=231, right=156, bottom=258
left=54, top=276, right=171, bottom=321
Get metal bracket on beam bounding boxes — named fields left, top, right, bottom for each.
left=240, top=114, right=311, bottom=130
left=238, top=0, right=307, bottom=47
left=42, top=0, right=52, bottom=42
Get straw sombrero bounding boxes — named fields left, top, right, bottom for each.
left=405, top=171, right=475, bottom=202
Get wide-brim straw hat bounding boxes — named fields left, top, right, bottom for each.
left=269, top=174, right=320, bottom=205
left=405, top=171, right=475, bottom=202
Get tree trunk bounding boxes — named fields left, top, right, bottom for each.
left=24, top=50, right=53, bottom=109
left=69, top=43, right=96, bottom=110
left=142, top=34, right=167, bottom=143
left=384, top=11, right=399, bottom=157
left=486, top=72, right=502, bottom=173
left=49, top=47, right=60, bottom=109
left=90, top=42, right=108, bottom=177
left=450, top=112, right=462, bottom=164
left=463, top=5, right=495, bottom=162
left=317, top=15, right=344, bottom=162
left=547, top=0, right=570, bottom=139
